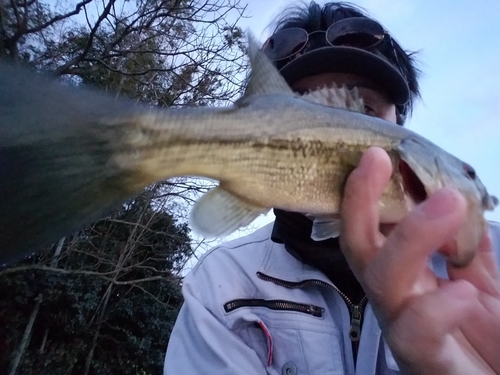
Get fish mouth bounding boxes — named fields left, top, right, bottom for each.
left=399, top=160, right=428, bottom=204
left=483, top=194, right=499, bottom=211
left=399, top=159, right=498, bottom=212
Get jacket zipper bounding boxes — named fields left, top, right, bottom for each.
left=224, top=298, right=324, bottom=317
left=256, top=272, right=368, bottom=342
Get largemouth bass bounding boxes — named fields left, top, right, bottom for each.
left=0, top=37, right=497, bottom=266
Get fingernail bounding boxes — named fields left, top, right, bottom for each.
left=418, top=188, right=461, bottom=220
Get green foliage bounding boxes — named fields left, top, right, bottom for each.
left=0, top=192, right=191, bottom=374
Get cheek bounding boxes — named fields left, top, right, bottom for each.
left=378, top=105, right=398, bottom=123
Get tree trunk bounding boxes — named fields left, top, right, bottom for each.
left=38, top=329, right=48, bottom=354
left=83, top=284, right=112, bottom=375
left=82, top=193, right=153, bottom=375
left=8, top=237, right=65, bottom=375
left=8, top=294, right=42, bottom=375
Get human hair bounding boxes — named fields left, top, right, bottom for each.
left=269, top=1, right=421, bottom=124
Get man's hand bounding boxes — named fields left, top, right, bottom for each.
left=340, top=147, right=500, bottom=375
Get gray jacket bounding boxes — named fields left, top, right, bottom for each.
left=164, top=221, right=500, bottom=375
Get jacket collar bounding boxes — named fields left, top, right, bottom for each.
left=258, top=224, right=334, bottom=287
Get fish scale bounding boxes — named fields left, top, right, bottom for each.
left=0, top=35, right=497, bottom=266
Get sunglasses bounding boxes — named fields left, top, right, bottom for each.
left=262, top=17, right=398, bottom=66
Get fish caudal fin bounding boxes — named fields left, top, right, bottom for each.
left=0, top=61, right=144, bottom=264
left=189, top=186, right=269, bottom=238
left=311, top=216, right=342, bottom=241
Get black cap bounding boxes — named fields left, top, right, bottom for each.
left=279, top=46, right=410, bottom=106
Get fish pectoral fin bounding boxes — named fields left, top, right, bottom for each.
left=311, top=215, right=341, bottom=241
left=189, top=186, right=269, bottom=238
left=238, top=31, right=295, bottom=101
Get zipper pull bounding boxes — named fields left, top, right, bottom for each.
left=349, top=305, right=362, bottom=342
left=306, top=304, right=324, bottom=317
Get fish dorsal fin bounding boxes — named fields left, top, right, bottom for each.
left=301, top=84, right=365, bottom=113
left=242, top=31, right=295, bottom=98
left=189, top=186, right=269, bottom=238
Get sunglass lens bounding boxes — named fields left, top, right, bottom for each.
left=326, top=17, right=385, bottom=49
left=262, top=28, right=308, bottom=61
left=330, top=33, right=383, bottom=48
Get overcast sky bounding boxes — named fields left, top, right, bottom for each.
left=232, top=0, right=500, bottom=227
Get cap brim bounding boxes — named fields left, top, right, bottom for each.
left=279, top=46, right=409, bottom=105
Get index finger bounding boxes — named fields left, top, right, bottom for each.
left=364, top=188, right=467, bottom=318
left=339, top=147, right=392, bottom=275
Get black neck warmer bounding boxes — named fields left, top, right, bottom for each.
left=271, top=209, right=365, bottom=304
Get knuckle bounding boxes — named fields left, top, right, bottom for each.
left=390, top=221, right=416, bottom=248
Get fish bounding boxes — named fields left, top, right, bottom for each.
left=0, top=35, right=497, bottom=267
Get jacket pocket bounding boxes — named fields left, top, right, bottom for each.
left=231, top=301, right=345, bottom=375
left=224, top=298, right=324, bottom=317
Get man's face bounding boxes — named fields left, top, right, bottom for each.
left=292, top=72, right=398, bottom=124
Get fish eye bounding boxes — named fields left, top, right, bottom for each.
left=463, top=163, right=476, bottom=180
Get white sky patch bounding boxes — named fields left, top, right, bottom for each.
left=236, top=0, right=288, bottom=40
left=355, top=0, right=417, bottom=25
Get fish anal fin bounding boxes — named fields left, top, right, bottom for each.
left=189, top=186, right=269, bottom=238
